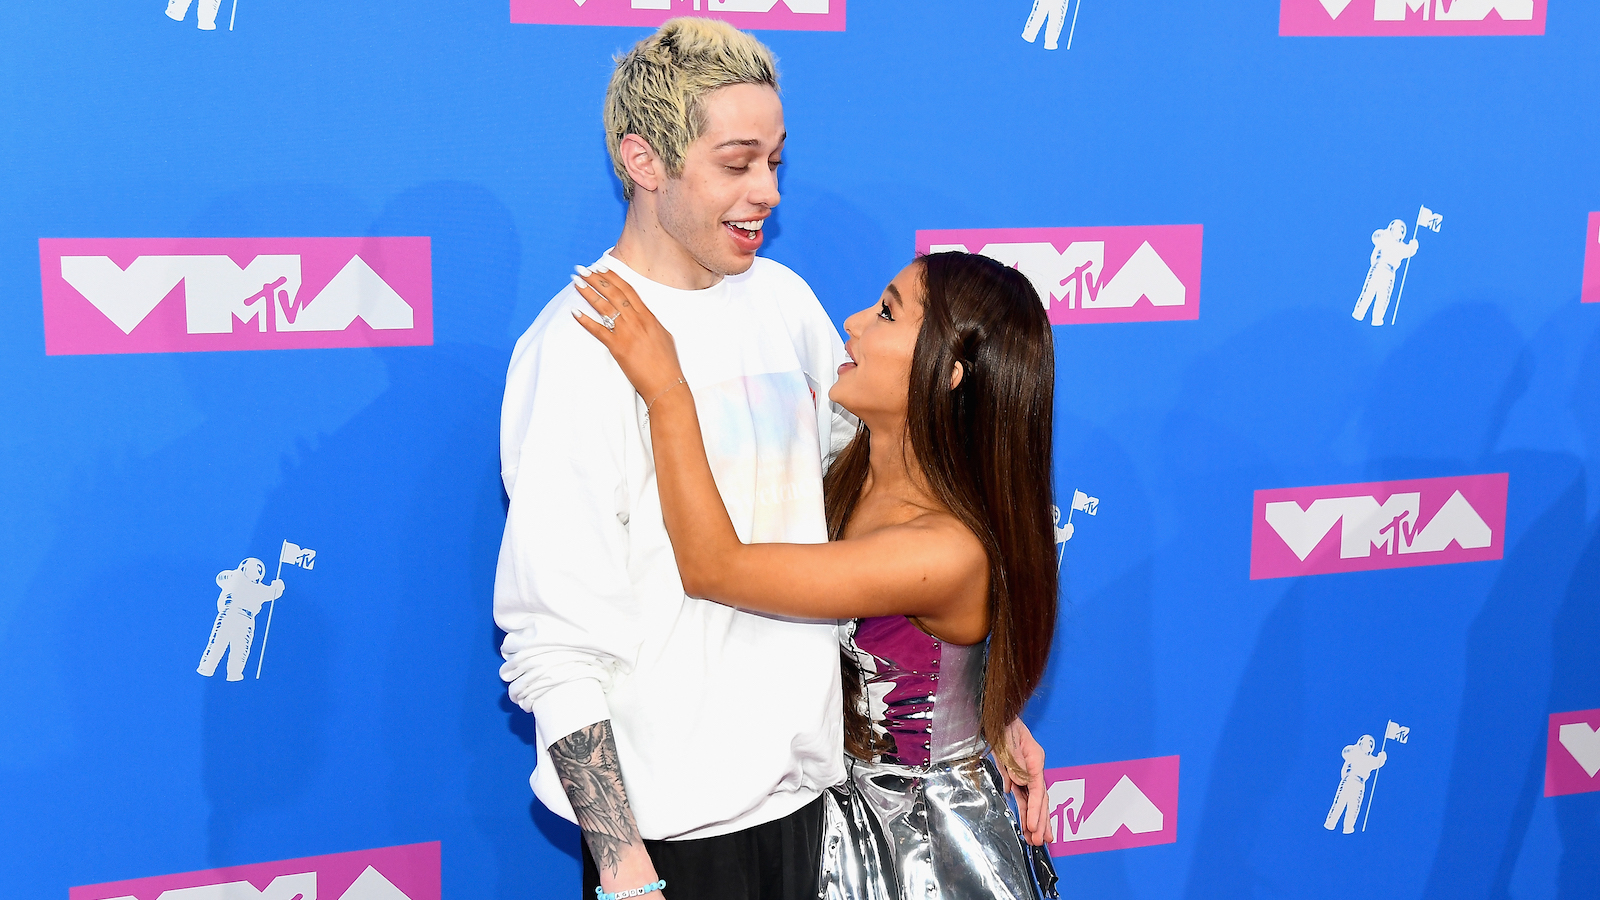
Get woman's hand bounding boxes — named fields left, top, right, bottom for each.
left=1001, top=717, right=1049, bottom=846
left=570, top=265, right=686, bottom=405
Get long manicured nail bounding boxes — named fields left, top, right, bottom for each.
left=575, top=264, right=592, bottom=276
left=593, top=265, right=610, bottom=274
left=570, top=274, right=588, bottom=290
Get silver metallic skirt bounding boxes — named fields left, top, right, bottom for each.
left=818, top=754, right=1058, bottom=900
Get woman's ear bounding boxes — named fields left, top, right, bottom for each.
left=949, top=361, right=965, bottom=391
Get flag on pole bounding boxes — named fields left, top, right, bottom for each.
left=1385, top=720, right=1410, bottom=743
left=1071, top=490, right=1099, bottom=516
left=1417, top=207, right=1443, bottom=233
left=280, top=541, right=317, bottom=570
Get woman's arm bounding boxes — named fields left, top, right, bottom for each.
left=570, top=269, right=987, bottom=639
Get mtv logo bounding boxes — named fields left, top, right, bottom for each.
left=72, top=842, right=439, bottom=900
left=39, top=237, right=432, bottom=356
left=1280, top=0, right=1545, bottom=35
left=1582, top=213, right=1600, bottom=305
left=1546, top=709, right=1600, bottom=797
left=916, top=225, right=1203, bottom=325
left=510, top=0, right=845, bottom=31
left=1043, top=755, right=1179, bottom=856
left=1250, top=473, right=1508, bottom=579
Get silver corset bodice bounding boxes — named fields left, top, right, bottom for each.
left=823, top=617, right=1057, bottom=900
left=845, top=615, right=987, bottom=770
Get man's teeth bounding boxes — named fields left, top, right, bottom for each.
left=728, top=220, right=764, bottom=232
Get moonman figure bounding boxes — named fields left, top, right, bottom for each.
left=1022, top=0, right=1072, bottom=50
left=197, top=558, right=283, bottom=682
left=1052, top=506, right=1074, bottom=544
left=1324, top=734, right=1387, bottom=834
left=1351, top=220, right=1418, bottom=326
left=164, top=0, right=223, bottom=31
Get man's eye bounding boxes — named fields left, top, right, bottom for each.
left=727, top=165, right=750, bottom=173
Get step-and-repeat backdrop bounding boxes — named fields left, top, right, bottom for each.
left=3, top=2, right=1597, bottom=898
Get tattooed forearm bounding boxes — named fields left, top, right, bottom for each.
left=549, top=721, right=642, bottom=878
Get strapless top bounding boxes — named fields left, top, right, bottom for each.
left=844, top=615, right=987, bottom=770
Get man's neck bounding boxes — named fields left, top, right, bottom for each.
left=611, top=204, right=723, bottom=291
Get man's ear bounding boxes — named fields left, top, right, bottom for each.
left=619, top=134, right=663, bottom=194
left=950, top=361, right=964, bottom=391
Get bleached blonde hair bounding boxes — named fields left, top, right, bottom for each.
left=604, top=18, right=779, bottom=200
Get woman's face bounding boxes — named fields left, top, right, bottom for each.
left=830, top=262, right=923, bottom=425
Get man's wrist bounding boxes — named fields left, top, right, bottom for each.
left=597, top=847, right=659, bottom=893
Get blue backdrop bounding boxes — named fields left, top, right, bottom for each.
left=3, top=1, right=1598, bottom=898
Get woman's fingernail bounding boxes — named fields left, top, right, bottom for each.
left=575, top=265, right=592, bottom=276
left=594, top=265, right=610, bottom=274
left=571, top=309, right=582, bottom=318
left=570, top=274, right=587, bottom=289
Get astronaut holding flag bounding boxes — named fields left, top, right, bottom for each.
left=1323, top=719, right=1410, bottom=835
left=1053, top=489, right=1100, bottom=570
left=1352, top=205, right=1442, bottom=327
left=196, top=558, right=282, bottom=682
left=196, top=540, right=315, bottom=682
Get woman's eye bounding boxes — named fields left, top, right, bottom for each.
left=878, top=303, right=893, bottom=321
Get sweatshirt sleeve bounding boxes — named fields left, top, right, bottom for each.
left=493, top=299, right=642, bottom=749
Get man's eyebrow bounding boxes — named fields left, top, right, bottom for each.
left=712, top=133, right=787, bottom=151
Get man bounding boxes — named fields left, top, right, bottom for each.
left=1023, top=0, right=1074, bottom=51
left=494, top=19, right=1045, bottom=899
left=1324, top=733, right=1387, bottom=834
left=165, top=0, right=224, bottom=31
left=1351, top=219, right=1417, bottom=327
left=197, top=557, right=282, bottom=681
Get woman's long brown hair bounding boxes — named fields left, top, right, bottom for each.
left=827, top=251, right=1058, bottom=776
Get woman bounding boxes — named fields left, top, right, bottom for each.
left=572, top=251, right=1060, bottom=900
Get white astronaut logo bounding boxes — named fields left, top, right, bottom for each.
left=1023, top=0, right=1083, bottom=50
left=197, top=540, right=316, bottom=682
left=1352, top=205, right=1443, bottom=327
left=164, top=0, right=238, bottom=31
left=1324, top=720, right=1409, bottom=834
left=1052, top=489, right=1099, bottom=571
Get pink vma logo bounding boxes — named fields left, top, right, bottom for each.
left=1251, top=473, right=1508, bottom=580
left=1043, top=755, right=1179, bottom=856
left=1547, top=709, right=1600, bottom=797
left=1280, top=0, right=1546, bottom=36
left=1582, top=213, right=1600, bottom=305
left=39, top=237, right=432, bottom=356
left=511, top=0, right=845, bottom=31
left=71, top=842, right=440, bottom=900
left=916, top=226, right=1203, bottom=325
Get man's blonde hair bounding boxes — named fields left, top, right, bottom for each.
left=604, top=18, right=779, bottom=200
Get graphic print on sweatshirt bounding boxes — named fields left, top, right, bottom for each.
left=693, top=370, right=826, bottom=544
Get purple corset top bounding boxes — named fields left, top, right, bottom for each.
left=846, top=615, right=986, bottom=769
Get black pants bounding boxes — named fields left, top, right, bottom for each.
left=582, top=794, right=825, bottom=900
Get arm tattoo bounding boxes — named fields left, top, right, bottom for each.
left=548, top=721, right=642, bottom=878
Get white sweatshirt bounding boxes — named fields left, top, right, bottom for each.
left=494, top=251, right=857, bottom=841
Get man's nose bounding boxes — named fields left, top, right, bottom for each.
left=750, top=167, right=780, bottom=209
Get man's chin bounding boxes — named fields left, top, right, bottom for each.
left=700, top=252, right=757, bottom=279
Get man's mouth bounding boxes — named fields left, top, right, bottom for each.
left=724, top=217, right=766, bottom=245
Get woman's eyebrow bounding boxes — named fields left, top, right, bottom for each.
left=885, top=283, right=902, bottom=307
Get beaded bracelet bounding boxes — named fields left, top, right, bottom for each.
left=595, top=880, right=665, bottom=900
